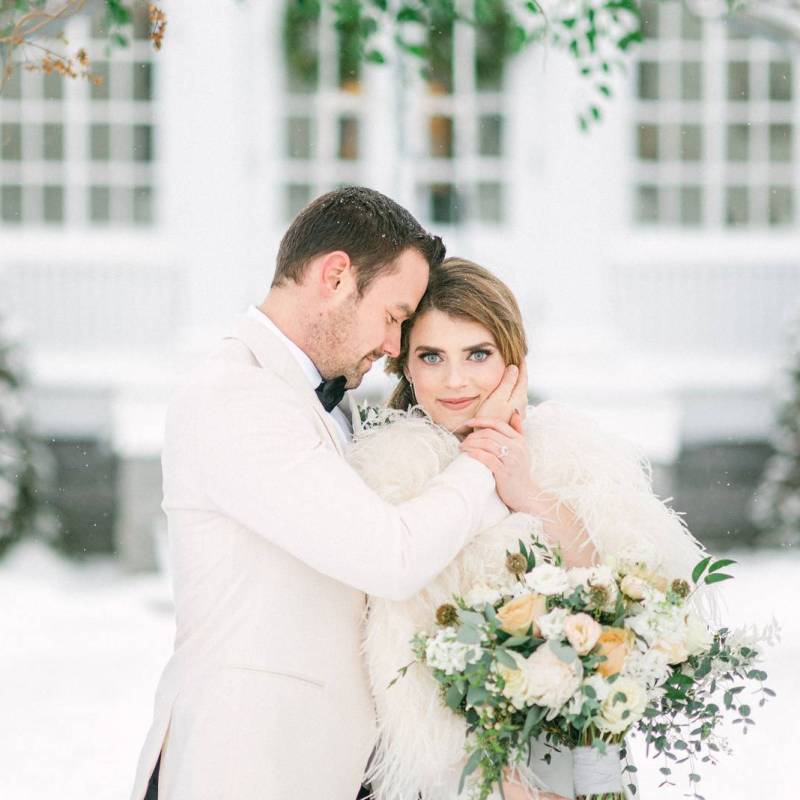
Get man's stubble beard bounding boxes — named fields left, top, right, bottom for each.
left=306, top=295, right=377, bottom=389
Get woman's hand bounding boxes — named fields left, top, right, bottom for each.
left=473, top=362, right=529, bottom=424
left=501, top=768, right=570, bottom=800
left=459, top=413, right=537, bottom=513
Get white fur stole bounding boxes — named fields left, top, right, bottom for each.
left=348, top=402, right=708, bottom=800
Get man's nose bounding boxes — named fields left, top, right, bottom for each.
left=382, top=327, right=401, bottom=358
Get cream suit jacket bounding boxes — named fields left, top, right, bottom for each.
left=129, top=313, right=498, bottom=800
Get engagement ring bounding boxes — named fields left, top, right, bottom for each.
left=499, top=445, right=509, bottom=460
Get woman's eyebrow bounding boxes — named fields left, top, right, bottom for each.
left=413, top=344, right=442, bottom=353
left=462, top=341, right=495, bottom=351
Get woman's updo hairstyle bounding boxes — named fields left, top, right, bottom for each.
left=386, top=257, right=528, bottom=410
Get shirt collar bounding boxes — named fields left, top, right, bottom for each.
left=246, top=305, right=322, bottom=389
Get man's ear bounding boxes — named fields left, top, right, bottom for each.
left=317, top=251, right=354, bottom=297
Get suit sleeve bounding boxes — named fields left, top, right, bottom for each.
left=186, top=377, right=496, bottom=601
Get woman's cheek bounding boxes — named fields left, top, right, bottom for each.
left=477, top=361, right=507, bottom=394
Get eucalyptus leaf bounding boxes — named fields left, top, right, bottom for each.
left=548, top=639, right=578, bottom=663
left=458, top=609, right=485, bottom=627
left=458, top=748, right=482, bottom=794
left=495, top=647, right=517, bottom=669
left=446, top=683, right=464, bottom=711
left=457, top=624, right=482, bottom=645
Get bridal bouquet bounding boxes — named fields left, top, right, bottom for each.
left=403, top=539, right=776, bottom=800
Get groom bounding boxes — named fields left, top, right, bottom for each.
left=130, top=187, right=521, bottom=800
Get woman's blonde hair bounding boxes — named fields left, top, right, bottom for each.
left=386, top=257, right=528, bottom=409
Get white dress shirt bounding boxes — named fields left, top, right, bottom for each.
left=246, top=305, right=351, bottom=444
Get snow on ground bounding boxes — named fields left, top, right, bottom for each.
left=0, top=543, right=795, bottom=799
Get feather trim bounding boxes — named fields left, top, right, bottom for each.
left=349, top=402, right=712, bottom=800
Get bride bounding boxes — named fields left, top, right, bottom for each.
left=348, top=258, right=708, bottom=800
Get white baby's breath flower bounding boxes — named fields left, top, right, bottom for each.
left=537, top=607, right=569, bottom=640
left=424, top=628, right=482, bottom=676
left=622, top=646, right=670, bottom=688
left=525, top=564, right=571, bottom=596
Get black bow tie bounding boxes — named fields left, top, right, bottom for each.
left=315, top=376, right=347, bottom=412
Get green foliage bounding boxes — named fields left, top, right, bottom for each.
left=0, top=317, right=56, bottom=558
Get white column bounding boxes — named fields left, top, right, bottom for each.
left=159, top=0, right=260, bottom=347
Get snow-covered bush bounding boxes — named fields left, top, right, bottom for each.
left=0, top=316, right=55, bottom=557
left=752, top=312, right=800, bottom=547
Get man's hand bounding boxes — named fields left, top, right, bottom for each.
left=472, top=362, right=528, bottom=425
left=459, top=414, right=537, bottom=513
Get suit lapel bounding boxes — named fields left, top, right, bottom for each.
left=226, top=314, right=346, bottom=456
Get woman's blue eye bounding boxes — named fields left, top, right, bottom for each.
left=469, top=349, right=491, bottom=362
left=421, top=352, right=442, bottom=364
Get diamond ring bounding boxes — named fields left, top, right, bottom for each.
left=499, top=445, right=509, bottom=460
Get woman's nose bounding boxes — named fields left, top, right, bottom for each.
left=443, top=362, right=467, bottom=388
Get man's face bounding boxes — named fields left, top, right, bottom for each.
left=314, top=248, right=430, bottom=388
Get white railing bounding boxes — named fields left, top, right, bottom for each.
left=609, top=259, right=800, bottom=355
left=1, top=259, right=185, bottom=354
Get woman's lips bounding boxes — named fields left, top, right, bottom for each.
left=437, top=396, right=479, bottom=411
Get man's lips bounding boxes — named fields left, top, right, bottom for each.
left=437, top=396, right=479, bottom=411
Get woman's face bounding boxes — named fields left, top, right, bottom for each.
left=405, top=308, right=507, bottom=434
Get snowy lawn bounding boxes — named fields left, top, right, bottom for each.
left=1, top=544, right=794, bottom=799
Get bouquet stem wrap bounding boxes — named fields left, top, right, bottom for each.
left=573, top=745, right=623, bottom=800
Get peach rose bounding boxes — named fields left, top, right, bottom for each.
left=595, top=627, right=633, bottom=677
left=564, top=613, right=602, bottom=656
left=497, top=593, right=548, bottom=637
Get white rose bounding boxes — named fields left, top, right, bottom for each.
left=620, top=574, right=648, bottom=601
left=685, top=612, right=713, bottom=656
left=464, top=582, right=502, bottom=608
left=654, top=639, right=689, bottom=666
left=521, top=643, right=583, bottom=711
left=498, top=652, right=531, bottom=710
left=567, top=567, right=593, bottom=591
left=565, top=673, right=610, bottom=717
left=538, top=607, right=569, bottom=640
left=525, top=564, right=571, bottom=596
left=584, top=673, right=612, bottom=702
left=597, top=676, right=649, bottom=734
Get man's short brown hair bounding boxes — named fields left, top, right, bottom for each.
left=273, top=186, right=445, bottom=294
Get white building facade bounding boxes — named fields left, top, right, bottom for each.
left=1, top=0, right=798, bottom=564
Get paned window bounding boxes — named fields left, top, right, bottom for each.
left=0, top=6, right=157, bottom=228
left=632, top=0, right=795, bottom=228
